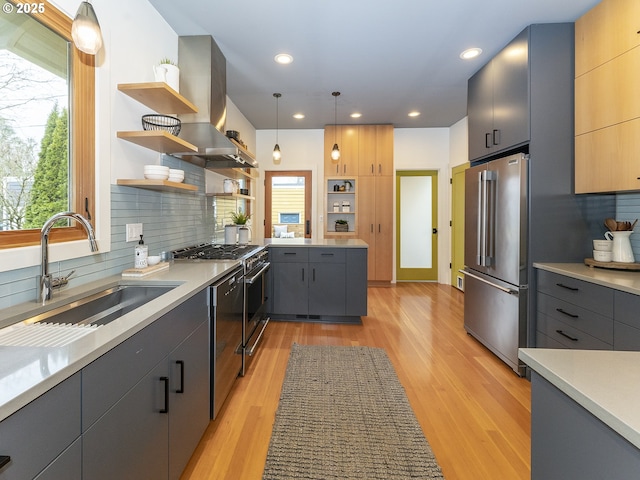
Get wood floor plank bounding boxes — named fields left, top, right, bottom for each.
left=180, top=283, right=531, bottom=479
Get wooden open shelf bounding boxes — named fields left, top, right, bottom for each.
left=117, top=82, right=198, bottom=114
left=207, top=192, right=255, bottom=201
left=116, top=179, right=198, bottom=193
left=116, top=131, right=197, bottom=153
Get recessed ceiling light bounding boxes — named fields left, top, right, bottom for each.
left=460, top=48, right=482, bottom=60
left=274, top=53, right=293, bottom=65
left=350, top=112, right=362, bottom=118
left=293, top=113, right=305, bottom=119
left=408, top=111, right=420, bottom=117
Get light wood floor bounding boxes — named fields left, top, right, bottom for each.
left=181, top=283, right=531, bottom=479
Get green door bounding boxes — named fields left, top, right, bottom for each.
left=396, top=170, right=438, bottom=281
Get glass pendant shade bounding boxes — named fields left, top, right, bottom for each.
left=72, top=1, right=103, bottom=55
left=331, top=143, right=340, bottom=161
left=273, top=144, right=281, bottom=162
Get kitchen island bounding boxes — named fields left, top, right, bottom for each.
left=266, top=238, right=368, bottom=323
left=519, top=348, right=640, bottom=479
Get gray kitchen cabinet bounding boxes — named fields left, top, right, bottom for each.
left=536, top=270, right=613, bottom=349
left=82, top=289, right=209, bottom=480
left=467, top=27, right=529, bottom=161
left=270, top=246, right=366, bottom=321
left=613, top=291, right=640, bottom=350
left=0, top=373, right=81, bottom=480
left=168, top=320, right=210, bottom=480
left=531, top=371, right=640, bottom=479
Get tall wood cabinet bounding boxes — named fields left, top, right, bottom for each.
left=574, top=0, right=640, bottom=193
left=324, top=124, right=393, bottom=282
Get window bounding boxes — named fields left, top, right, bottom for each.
left=0, top=0, right=95, bottom=248
left=279, top=212, right=300, bottom=224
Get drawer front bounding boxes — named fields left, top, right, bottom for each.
left=309, top=248, right=345, bottom=263
left=270, top=247, right=309, bottom=263
left=0, top=373, right=80, bottom=480
left=537, top=270, right=613, bottom=317
left=535, top=330, right=567, bottom=349
left=538, top=292, right=613, bottom=344
left=614, top=290, right=640, bottom=329
left=537, top=312, right=613, bottom=350
left=614, top=322, right=640, bottom=351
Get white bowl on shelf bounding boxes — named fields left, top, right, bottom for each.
left=169, top=168, right=184, bottom=176
left=168, top=175, right=184, bottom=183
left=144, top=165, right=169, bottom=173
left=593, top=250, right=613, bottom=262
left=144, top=172, right=170, bottom=180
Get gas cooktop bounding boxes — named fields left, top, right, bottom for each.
left=171, top=243, right=262, bottom=261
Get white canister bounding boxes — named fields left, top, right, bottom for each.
left=223, top=179, right=238, bottom=193
left=224, top=224, right=238, bottom=244
left=238, top=226, right=250, bottom=244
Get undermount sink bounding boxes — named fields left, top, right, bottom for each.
left=30, top=284, right=176, bottom=327
left=0, top=285, right=176, bottom=348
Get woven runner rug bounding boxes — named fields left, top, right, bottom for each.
left=262, top=344, right=445, bottom=479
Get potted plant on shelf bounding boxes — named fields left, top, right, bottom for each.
left=335, top=219, right=349, bottom=232
left=154, top=57, right=180, bottom=92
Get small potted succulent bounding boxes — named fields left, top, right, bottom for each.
left=230, top=211, right=251, bottom=225
left=334, top=219, right=349, bottom=232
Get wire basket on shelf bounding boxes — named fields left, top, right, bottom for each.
left=141, top=114, right=181, bottom=136
left=335, top=220, right=349, bottom=232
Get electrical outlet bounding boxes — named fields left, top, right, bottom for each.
left=126, top=223, right=143, bottom=242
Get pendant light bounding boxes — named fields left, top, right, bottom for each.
left=272, top=93, right=282, bottom=163
left=71, top=1, right=103, bottom=55
left=331, top=92, right=341, bottom=161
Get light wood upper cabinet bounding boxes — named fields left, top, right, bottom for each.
left=574, top=0, right=640, bottom=193
left=358, top=125, right=377, bottom=175
left=357, top=125, right=393, bottom=176
left=324, top=125, right=358, bottom=176
left=575, top=0, right=640, bottom=77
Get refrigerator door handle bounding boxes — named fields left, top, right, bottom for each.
left=461, top=269, right=518, bottom=295
left=476, top=171, right=484, bottom=265
left=478, top=170, right=496, bottom=267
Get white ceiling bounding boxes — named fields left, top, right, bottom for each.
left=148, top=0, right=600, bottom=130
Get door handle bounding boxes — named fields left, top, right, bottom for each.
left=492, top=129, right=500, bottom=146
left=305, top=219, right=310, bottom=235
left=433, top=228, right=438, bottom=234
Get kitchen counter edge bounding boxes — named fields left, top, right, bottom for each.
left=0, top=261, right=239, bottom=422
left=519, top=347, right=640, bottom=450
left=265, top=238, right=368, bottom=248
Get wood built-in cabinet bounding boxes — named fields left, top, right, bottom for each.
left=574, top=0, right=640, bottom=193
left=324, top=124, right=393, bottom=282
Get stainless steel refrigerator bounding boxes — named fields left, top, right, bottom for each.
left=464, top=152, right=528, bottom=376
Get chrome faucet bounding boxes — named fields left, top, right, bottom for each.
left=38, top=211, right=99, bottom=303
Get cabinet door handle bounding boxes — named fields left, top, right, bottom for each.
left=378, top=224, right=381, bottom=233
left=160, top=376, right=169, bottom=413
left=301, top=268, right=305, bottom=282
left=378, top=164, right=382, bottom=174
left=343, top=164, right=346, bottom=174
left=370, top=224, right=373, bottom=233
left=176, top=360, right=185, bottom=394
left=0, top=456, right=10, bottom=469
left=485, top=133, right=492, bottom=149
left=556, top=330, right=578, bottom=342
left=492, top=129, right=500, bottom=146
left=312, top=268, right=316, bottom=282
left=556, top=283, right=579, bottom=292
left=556, top=308, right=578, bottom=319
left=371, top=164, right=374, bottom=174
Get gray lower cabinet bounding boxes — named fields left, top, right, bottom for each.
left=531, top=371, right=640, bottom=479
left=270, top=247, right=367, bottom=321
left=536, top=269, right=614, bottom=349
left=0, top=373, right=81, bottom=480
left=81, top=288, right=210, bottom=480
left=613, top=291, right=640, bottom=350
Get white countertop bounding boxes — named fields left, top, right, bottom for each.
left=519, top=348, right=640, bottom=449
left=0, top=261, right=238, bottom=422
left=265, top=238, right=368, bottom=248
left=534, top=262, right=640, bottom=296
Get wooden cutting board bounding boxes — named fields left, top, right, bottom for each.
left=584, top=258, right=640, bottom=271
left=122, top=262, right=170, bottom=277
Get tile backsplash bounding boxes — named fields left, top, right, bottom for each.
left=0, top=157, right=213, bottom=310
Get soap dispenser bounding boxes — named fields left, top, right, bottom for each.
left=135, top=234, right=148, bottom=268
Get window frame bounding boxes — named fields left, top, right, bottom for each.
left=0, top=0, right=95, bottom=249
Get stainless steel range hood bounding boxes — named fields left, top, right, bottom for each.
left=171, top=35, right=258, bottom=169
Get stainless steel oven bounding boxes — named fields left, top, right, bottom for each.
left=242, top=248, right=270, bottom=376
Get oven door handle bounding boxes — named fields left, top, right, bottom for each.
left=245, top=262, right=271, bottom=284
left=246, top=317, right=270, bottom=356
